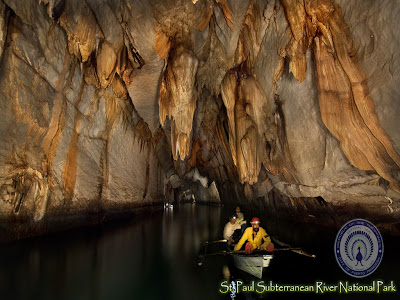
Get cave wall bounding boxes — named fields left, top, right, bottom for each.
left=0, top=0, right=399, bottom=236
left=0, top=0, right=169, bottom=232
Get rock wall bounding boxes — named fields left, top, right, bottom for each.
left=0, top=0, right=399, bottom=237
left=0, top=0, right=172, bottom=239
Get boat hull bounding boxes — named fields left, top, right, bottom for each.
left=232, top=254, right=273, bottom=279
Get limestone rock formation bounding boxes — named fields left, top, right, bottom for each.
left=0, top=0, right=399, bottom=238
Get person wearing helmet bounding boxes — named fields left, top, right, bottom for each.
left=233, top=217, right=274, bottom=254
left=223, top=214, right=242, bottom=246
left=235, top=206, right=247, bottom=227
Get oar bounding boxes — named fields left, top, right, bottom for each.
left=203, top=240, right=228, bottom=245
left=198, top=240, right=228, bottom=266
left=231, top=247, right=302, bottom=254
left=224, top=247, right=302, bottom=255
left=289, top=249, right=316, bottom=258
left=273, top=237, right=316, bottom=258
left=197, top=247, right=303, bottom=266
left=202, top=240, right=228, bottom=258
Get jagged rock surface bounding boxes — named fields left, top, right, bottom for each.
left=0, top=0, right=399, bottom=237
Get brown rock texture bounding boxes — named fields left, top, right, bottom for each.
left=0, top=0, right=399, bottom=237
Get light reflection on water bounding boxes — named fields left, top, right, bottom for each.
left=0, top=204, right=225, bottom=300
left=0, top=204, right=399, bottom=300
left=162, top=204, right=221, bottom=261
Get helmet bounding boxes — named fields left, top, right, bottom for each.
left=250, top=217, right=260, bottom=224
left=230, top=215, right=237, bottom=220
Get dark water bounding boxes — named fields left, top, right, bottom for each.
left=0, top=204, right=399, bottom=300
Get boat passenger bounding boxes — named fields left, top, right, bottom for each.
left=223, top=215, right=242, bottom=246
left=233, top=217, right=274, bottom=254
left=235, top=206, right=247, bottom=232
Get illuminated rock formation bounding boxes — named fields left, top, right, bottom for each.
left=159, top=44, right=199, bottom=160
left=0, top=0, right=399, bottom=237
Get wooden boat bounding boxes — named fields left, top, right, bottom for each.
left=198, top=239, right=315, bottom=279
left=231, top=252, right=273, bottom=279
left=229, top=239, right=315, bottom=278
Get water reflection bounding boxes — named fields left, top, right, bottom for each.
left=162, top=204, right=221, bottom=260
left=0, top=205, right=225, bottom=300
left=0, top=204, right=399, bottom=300
left=222, top=265, right=231, bottom=281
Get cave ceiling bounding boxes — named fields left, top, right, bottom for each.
left=0, top=0, right=399, bottom=233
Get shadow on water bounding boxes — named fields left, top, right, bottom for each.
left=0, top=204, right=399, bottom=300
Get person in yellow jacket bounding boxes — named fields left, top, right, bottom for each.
left=234, top=217, right=274, bottom=254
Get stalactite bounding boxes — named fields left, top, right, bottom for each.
left=280, top=0, right=316, bottom=82
left=57, top=0, right=142, bottom=93
left=215, top=119, right=235, bottom=167
left=235, top=75, right=263, bottom=185
left=221, top=70, right=238, bottom=166
left=277, top=0, right=400, bottom=191
left=264, top=94, right=298, bottom=183
left=218, top=0, right=271, bottom=184
left=58, top=0, right=102, bottom=62
left=0, top=0, right=399, bottom=235
left=158, top=44, right=198, bottom=160
left=96, top=41, right=117, bottom=89
left=196, top=17, right=230, bottom=95
left=221, top=69, right=266, bottom=185
left=134, top=119, right=152, bottom=153
left=63, top=68, right=85, bottom=199
left=188, top=139, right=202, bottom=168
left=132, top=120, right=153, bottom=200
left=111, top=75, right=128, bottom=100
left=307, top=0, right=400, bottom=191
left=158, top=72, right=171, bottom=127
left=234, top=0, right=262, bottom=68
left=195, top=0, right=233, bottom=31
left=155, top=24, right=171, bottom=60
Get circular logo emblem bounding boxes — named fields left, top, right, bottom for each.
left=334, top=219, right=383, bottom=278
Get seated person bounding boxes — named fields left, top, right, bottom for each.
left=234, top=217, right=274, bottom=254
left=223, top=215, right=242, bottom=246
left=235, top=206, right=247, bottom=232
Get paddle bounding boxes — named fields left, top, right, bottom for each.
left=272, top=237, right=316, bottom=258
left=197, top=247, right=303, bottom=266
left=231, top=248, right=302, bottom=254
left=202, top=240, right=228, bottom=245
left=198, top=240, right=228, bottom=266
left=197, top=237, right=316, bottom=266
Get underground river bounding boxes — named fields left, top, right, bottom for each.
left=0, top=204, right=399, bottom=300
